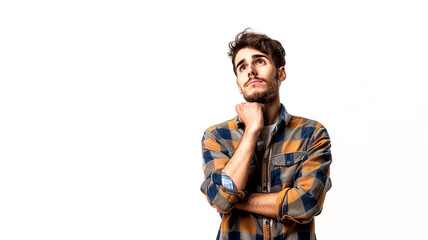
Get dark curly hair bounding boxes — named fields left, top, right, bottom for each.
left=228, top=28, right=286, bottom=75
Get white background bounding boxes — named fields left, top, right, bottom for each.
left=1, top=0, right=427, bottom=239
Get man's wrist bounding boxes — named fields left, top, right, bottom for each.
left=244, top=126, right=262, bottom=137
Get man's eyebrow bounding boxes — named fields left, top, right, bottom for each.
left=252, top=54, right=269, bottom=60
left=235, top=59, right=246, bottom=70
left=235, top=54, right=269, bottom=70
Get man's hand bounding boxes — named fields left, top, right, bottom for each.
left=235, top=102, right=264, bottom=134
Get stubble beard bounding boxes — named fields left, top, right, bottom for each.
left=243, top=76, right=279, bottom=104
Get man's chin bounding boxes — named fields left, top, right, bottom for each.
left=243, top=93, right=268, bottom=104
left=243, top=88, right=278, bottom=104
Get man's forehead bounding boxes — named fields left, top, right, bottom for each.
left=236, top=48, right=267, bottom=59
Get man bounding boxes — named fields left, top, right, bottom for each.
left=200, top=29, right=332, bottom=240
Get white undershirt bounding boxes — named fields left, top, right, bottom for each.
left=262, top=123, right=276, bottom=147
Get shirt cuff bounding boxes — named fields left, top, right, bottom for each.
left=210, top=171, right=247, bottom=210
left=211, top=171, right=237, bottom=191
left=221, top=172, right=236, bottom=190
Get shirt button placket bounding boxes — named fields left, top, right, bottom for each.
left=263, top=218, right=270, bottom=239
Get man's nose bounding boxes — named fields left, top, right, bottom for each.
left=247, top=64, right=257, bottom=77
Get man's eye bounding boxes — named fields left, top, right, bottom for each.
left=239, top=65, right=247, bottom=71
left=256, top=59, right=265, bottom=64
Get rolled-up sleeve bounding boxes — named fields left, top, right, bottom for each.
left=276, top=125, right=332, bottom=224
left=200, top=127, right=246, bottom=213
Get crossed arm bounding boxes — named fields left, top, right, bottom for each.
left=217, top=103, right=277, bottom=218
left=219, top=103, right=277, bottom=217
left=235, top=193, right=277, bottom=218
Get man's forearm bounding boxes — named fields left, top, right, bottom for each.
left=222, top=129, right=259, bottom=191
left=235, top=192, right=278, bottom=218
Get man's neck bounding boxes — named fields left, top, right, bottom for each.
left=263, top=96, right=281, bottom=126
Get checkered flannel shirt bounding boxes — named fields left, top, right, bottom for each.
left=200, top=105, right=332, bottom=240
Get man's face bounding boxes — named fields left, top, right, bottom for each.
left=234, top=48, right=286, bottom=103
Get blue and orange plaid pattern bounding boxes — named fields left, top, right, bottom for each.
left=200, top=105, right=332, bottom=240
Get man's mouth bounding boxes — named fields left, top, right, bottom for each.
left=245, top=78, right=265, bottom=87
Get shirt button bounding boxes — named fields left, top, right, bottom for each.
left=265, top=220, right=269, bottom=225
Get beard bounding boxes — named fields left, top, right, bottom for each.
left=242, top=78, right=279, bottom=104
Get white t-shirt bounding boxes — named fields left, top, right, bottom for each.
left=262, top=123, right=276, bottom=147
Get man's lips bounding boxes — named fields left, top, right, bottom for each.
left=245, top=78, right=265, bottom=87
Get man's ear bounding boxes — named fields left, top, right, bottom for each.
left=278, top=66, right=286, bottom=82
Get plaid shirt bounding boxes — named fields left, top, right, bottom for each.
left=200, top=105, right=332, bottom=240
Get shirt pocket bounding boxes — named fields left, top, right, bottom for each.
left=270, top=152, right=308, bottom=189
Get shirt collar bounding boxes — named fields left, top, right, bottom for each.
left=236, top=104, right=291, bottom=129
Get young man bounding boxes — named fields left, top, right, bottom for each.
left=200, top=29, right=332, bottom=240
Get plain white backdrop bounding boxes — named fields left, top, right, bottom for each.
left=1, top=0, right=427, bottom=239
